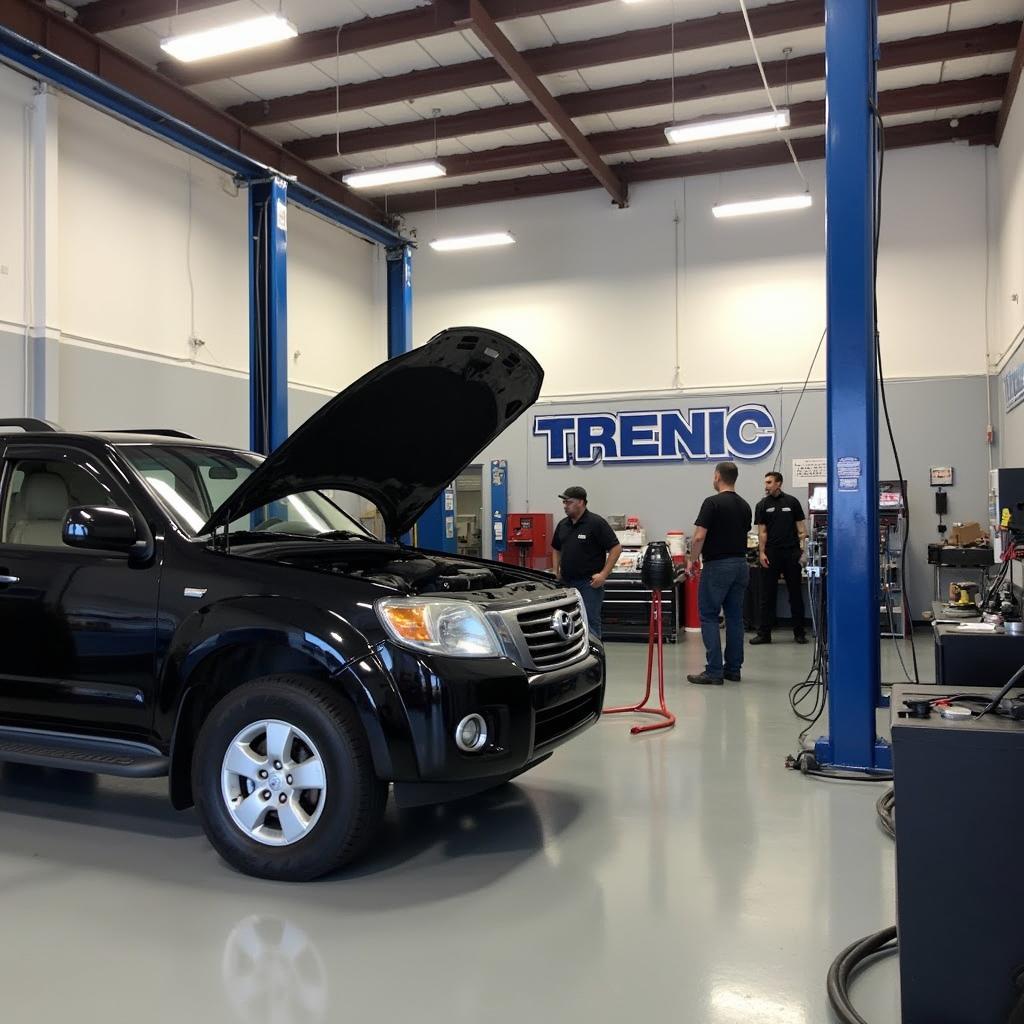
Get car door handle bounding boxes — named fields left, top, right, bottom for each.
left=0, top=574, right=19, bottom=584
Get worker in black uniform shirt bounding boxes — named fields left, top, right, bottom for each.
left=685, top=462, right=752, bottom=686
left=551, top=486, right=621, bottom=639
left=751, top=471, right=808, bottom=645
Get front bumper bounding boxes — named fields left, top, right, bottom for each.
left=376, top=639, right=605, bottom=787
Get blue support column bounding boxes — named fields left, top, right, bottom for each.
left=818, top=0, right=889, bottom=770
left=386, top=245, right=414, bottom=542
left=490, top=459, right=508, bottom=562
left=248, top=177, right=289, bottom=455
left=386, top=245, right=413, bottom=360
left=417, top=484, right=457, bottom=552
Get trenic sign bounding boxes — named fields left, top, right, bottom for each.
left=533, top=405, right=776, bottom=465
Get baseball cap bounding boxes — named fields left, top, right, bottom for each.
left=559, top=486, right=587, bottom=501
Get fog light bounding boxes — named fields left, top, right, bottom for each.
left=455, top=713, right=489, bottom=753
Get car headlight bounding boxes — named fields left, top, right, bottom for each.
left=376, top=597, right=503, bottom=658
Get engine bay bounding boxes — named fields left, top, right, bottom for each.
left=233, top=540, right=547, bottom=596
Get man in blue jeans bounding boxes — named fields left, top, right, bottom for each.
left=685, top=462, right=752, bottom=685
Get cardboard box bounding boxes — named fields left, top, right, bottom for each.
left=949, top=521, right=985, bottom=547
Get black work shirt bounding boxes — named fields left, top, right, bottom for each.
left=695, top=491, right=752, bottom=561
left=552, top=509, right=619, bottom=579
left=754, top=491, right=806, bottom=551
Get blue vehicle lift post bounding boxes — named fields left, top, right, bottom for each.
left=248, top=178, right=290, bottom=456
left=386, top=244, right=415, bottom=543
left=817, top=0, right=890, bottom=771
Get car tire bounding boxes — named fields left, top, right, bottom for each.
left=192, top=674, right=387, bottom=881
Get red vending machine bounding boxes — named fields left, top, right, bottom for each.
left=498, top=513, right=554, bottom=570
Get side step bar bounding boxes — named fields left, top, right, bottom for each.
left=0, top=726, right=168, bottom=778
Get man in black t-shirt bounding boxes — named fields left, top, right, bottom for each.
left=551, top=486, right=621, bottom=638
left=752, top=472, right=808, bottom=645
left=684, top=462, right=752, bottom=685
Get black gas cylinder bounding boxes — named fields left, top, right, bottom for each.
left=640, top=541, right=675, bottom=588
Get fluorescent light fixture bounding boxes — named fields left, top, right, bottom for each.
left=712, top=193, right=813, bottom=219
left=665, top=109, right=790, bottom=145
left=341, top=161, right=446, bottom=190
left=429, top=232, right=516, bottom=253
left=160, top=14, right=298, bottom=63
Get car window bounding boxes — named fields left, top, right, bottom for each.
left=119, top=445, right=377, bottom=540
left=1, top=457, right=130, bottom=547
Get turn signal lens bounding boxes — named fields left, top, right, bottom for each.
left=376, top=598, right=502, bottom=658
left=381, top=605, right=432, bottom=642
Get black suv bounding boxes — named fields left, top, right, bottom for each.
left=0, top=328, right=605, bottom=880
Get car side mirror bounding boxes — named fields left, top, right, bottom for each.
left=63, top=505, right=150, bottom=562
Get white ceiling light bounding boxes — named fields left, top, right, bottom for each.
left=342, top=161, right=446, bottom=190
left=429, top=232, right=516, bottom=253
left=665, top=109, right=790, bottom=145
left=160, top=14, right=298, bottom=63
left=712, top=194, right=813, bottom=219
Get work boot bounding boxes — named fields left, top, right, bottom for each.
left=724, top=671, right=741, bottom=681
left=687, top=672, right=724, bottom=686
left=794, top=633, right=808, bottom=645
left=749, top=634, right=771, bottom=645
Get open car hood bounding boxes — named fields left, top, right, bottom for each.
left=200, top=327, right=543, bottom=537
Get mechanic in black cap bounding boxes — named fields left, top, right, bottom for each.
left=551, top=486, right=621, bottom=638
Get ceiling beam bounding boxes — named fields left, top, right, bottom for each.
left=386, top=112, right=997, bottom=213
left=76, top=1, right=235, bottom=34
left=159, top=0, right=611, bottom=87
left=288, top=21, right=1018, bottom=161
left=0, top=0, right=388, bottom=226
left=236, top=0, right=961, bottom=129
left=347, top=75, right=1002, bottom=181
left=457, top=0, right=626, bottom=206
left=996, top=21, right=1024, bottom=144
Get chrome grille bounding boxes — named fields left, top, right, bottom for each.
left=512, top=594, right=588, bottom=672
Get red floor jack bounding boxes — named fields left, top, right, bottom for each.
left=603, top=586, right=676, bottom=735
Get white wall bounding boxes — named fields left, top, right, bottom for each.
left=0, top=65, right=34, bottom=415
left=989, top=88, right=1024, bottom=468
left=0, top=62, right=384, bottom=434
left=58, top=96, right=249, bottom=374
left=0, top=65, right=33, bottom=334
left=408, top=143, right=989, bottom=395
left=287, top=204, right=380, bottom=393
left=990, top=92, right=1024, bottom=377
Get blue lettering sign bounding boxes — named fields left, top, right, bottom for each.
left=533, top=405, right=777, bottom=465
left=1006, top=357, right=1024, bottom=413
left=620, top=413, right=660, bottom=459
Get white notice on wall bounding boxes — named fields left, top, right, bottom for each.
left=791, top=457, right=827, bottom=488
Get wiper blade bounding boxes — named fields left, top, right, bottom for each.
left=317, top=530, right=378, bottom=541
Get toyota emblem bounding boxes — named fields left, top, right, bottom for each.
left=551, top=609, right=573, bottom=641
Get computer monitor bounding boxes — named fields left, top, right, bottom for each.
left=808, top=482, right=828, bottom=512
left=879, top=480, right=906, bottom=510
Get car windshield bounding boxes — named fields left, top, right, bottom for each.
left=118, top=445, right=379, bottom=541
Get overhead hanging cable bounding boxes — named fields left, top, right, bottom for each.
left=736, top=0, right=809, bottom=192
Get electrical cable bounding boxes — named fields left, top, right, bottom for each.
left=975, top=659, right=1024, bottom=721
left=827, top=926, right=899, bottom=1024
left=737, top=0, right=808, bottom=191
left=883, top=582, right=912, bottom=682
left=871, top=102, right=919, bottom=685
left=185, top=157, right=197, bottom=347
left=785, top=568, right=894, bottom=781
left=876, top=787, right=895, bottom=840
left=771, top=327, right=826, bottom=473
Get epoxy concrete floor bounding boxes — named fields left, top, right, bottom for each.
left=0, top=635, right=920, bottom=1024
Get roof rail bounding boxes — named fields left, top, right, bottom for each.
left=107, top=429, right=200, bottom=439
left=0, top=418, right=61, bottom=432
